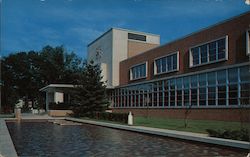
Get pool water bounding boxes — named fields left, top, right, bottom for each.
left=7, top=121, right=247, bottom=157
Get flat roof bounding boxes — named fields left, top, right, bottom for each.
left=39, top=84, right=75, bottom=92
left=87, top=27, right=160, bottom=47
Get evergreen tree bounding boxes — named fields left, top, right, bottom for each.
left=72, top=60, right=108, bottom=117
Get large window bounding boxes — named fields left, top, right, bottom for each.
left=112, top=64, right=250, bottom=109
left=190, top=36, right=228, bottom=67
left=154, top=52, right=179, bottom=75
left=130, top=62, right=147, bottom=80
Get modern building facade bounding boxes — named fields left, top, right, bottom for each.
left=107, top=12, right=250, bottom=121
left=87, top=28, right=160, bottom=88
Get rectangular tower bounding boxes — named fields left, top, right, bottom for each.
left=87, top=28, right=160, bottom=88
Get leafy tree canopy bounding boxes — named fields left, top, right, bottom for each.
left=1, top=45, right=84, bottom=111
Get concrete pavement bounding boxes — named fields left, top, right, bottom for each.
left=66, top=117, right=250, bottom=150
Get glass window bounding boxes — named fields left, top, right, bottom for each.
left=192, top=47, right=200, bottom=65
left=153, top=82, right=158, bottom=92
left=218, top=38, right=226, bottom=59
left=169, top=79, right=175, bottom=106
left=191, top=89, right=197, bottom=106
left=155, top=53, right=178, bottom=74
left=184, top=89, right=189, bottom=106
left=209, top=41, right=216, bottom=61
left=170, top=91, right=175, bottom=106
left=229, top=84, right=238, bottom=105
left=148, top=93, right=152, bottom=107
left=176, top=78, right=182, bottom=106
left=159, top=91, right=163, bottom=106
left=191, top=75, right=197, bottom=88
left=247, top=30, right=250, bottom=55
left=153, top=92, right=158, bottom=107
left=200, top=45, right=208, bottom=63
left=240, top=83, right=250, bottom=105
left=240, top=66, right=250, bottom=82
left=199, top=88, right=206, bottom=106
left=190, top=37, right=227, bottom=67
left=167, top=55, right=173, bottom=71
left=199, top=73, right=206, bottom=86
left=162, top=58, right=166, bottom=73
left=156, top=60, right=161, bottom=74
left=139, top=91, right=143, bottom=107
left=183, top=76, right=189, bottom=88
left=217, top=70, right=226, bottom=84
left=158, top=81, right=163, bottom=91
left=164, top=80, right=168, bottom=90
left=130, top=63, right=147, bottom=80
left=114, top=65, right=248, bottom=108
left=176, top=78, right=182, bottom=89
left=218, top=86, right=226, bottom=105
left=169, top=79, right=175, bottom=90
left=177, top=90, right=182, bottom=106
left=208, top=72, right=216, bottom=85
left=208, top=87, right=216, bottom=106
left=228, top=68, right=238, bottom=83
left=173, top=54, right=178, bottom=70
left=164, top=89, right=169, bottom=107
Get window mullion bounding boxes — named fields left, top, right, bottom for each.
left=238, top=68, right=241, bottom=106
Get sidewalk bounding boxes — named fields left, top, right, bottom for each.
left=66, top=117, right=250, bottom=150
left=0, top=119, right=18, bottom=157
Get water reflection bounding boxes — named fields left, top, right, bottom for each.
left=7, top=121, right=247, bottom=157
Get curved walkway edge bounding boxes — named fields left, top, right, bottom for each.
left=66, top=117, right=250, bottom=150
left=0, top=119, right=18, bottom=157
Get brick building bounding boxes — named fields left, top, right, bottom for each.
left=88, top=12, right=250, bottom=122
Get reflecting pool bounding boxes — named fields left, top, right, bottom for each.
left=7, top=121, right=247, bottom=157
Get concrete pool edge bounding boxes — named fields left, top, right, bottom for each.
left=65, top=117, right=250, bottom=150
left=0, top=119, right=18, bottom=157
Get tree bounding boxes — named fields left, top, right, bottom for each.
left=1, top=45, right=84, bottom=112
left=72, top=60, right=108, bottom=117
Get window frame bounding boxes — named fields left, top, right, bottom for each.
left=154, top=51, right=179, bottom=75
left=189, top=36, right=228, bottom=68
left=246, top=29, right=250, bottom=56
left=129, top=62, right=148, bottom=81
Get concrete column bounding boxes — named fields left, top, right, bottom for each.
left=46, top=92, right=49, bottom=111
left=14, top=108, right=21, bottom=120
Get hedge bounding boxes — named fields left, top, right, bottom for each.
left=93, top=112, right=128, bottom=124
left=206, top=128, right=249, bottom=142
left=49, top=102, right=75, bottom=110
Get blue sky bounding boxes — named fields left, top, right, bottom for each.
left=1, top=0, right=250, bottom=59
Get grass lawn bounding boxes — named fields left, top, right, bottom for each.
left=134, top=116, right=250, bottom=134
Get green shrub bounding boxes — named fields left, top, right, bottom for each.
left=93, top=112, right=128, bottom=124
left=206, top=128, right=249, bottom=142
left=49, top=102, right=75, bottom=110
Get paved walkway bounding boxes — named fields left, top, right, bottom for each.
left=0, top=119, right=18, bottom=157
left=66, top=117, right=250, bottom=150
left=21, top=113, right=54, bottom=119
